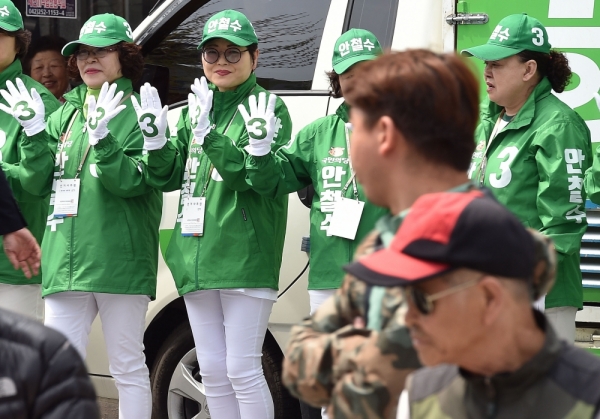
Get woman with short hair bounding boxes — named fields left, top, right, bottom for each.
left=0, top=13, right=161, bottom=419
left=137, top=9, right=292, bottom=419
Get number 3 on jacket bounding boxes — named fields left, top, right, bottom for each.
left=489, top=146, right=519, bottom=189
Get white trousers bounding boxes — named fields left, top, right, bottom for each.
left=0, top=283, right=44, bottom=322
left=44, top=292, right=151, bottom=419
left=533, top=296, right=577, bottom=343
left=184, top=290, right=274, bottom=419
left=309, top=289, right=336, bottom=419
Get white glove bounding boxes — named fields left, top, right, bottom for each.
left=595, top=93, right=600, bottom=111
left=188, top=77, right=213, bottom=145
left=131, top=83, right=168, bottom=151
left=0, top=78, right=46, bottom=136
left=87, top=82, right=127, bottom=146
left=239, top=92, right=277, bottom=157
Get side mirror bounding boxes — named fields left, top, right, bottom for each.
left=134, top=64, right=170, bottom=106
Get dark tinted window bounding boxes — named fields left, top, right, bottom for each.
left=345, top=0, right=399, bottom=48
left=143, top=0, right=332, bottom=105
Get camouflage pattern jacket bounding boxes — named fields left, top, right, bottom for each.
left=282, top=230, right=421, bottom=419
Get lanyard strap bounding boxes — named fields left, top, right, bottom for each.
left=341, top=126, right=359, bottom=199
left=58, top=109, right=80, bottom=180
left=185, top=105, right=241, bottom=195
left=478, top=111, right=508, bottom=186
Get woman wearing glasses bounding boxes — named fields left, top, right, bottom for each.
left=0, top=13, right=161, bottom=419
left=139, top=9, right=292, bottom=419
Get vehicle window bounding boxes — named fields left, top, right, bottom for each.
left=345, top=0, right=399, bottom=48
left=143, top=0, right=332, bottom=105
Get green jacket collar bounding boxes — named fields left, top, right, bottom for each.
left=0, top=60, right=23, bottom=89
left=481, top=77, right=552, bottom=131
left=64, top=77, right=134, bottom=110
left=210, top=73, right=257, bottom=113
left=336, top=102, right=350, bottom=123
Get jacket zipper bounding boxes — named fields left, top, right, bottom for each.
left=68, top=216, right=75, bottom=290
left=485, top=377, right=496, bottom=418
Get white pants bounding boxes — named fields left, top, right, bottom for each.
left=309, top=289, right=336, bottom=316
left=0, top=283, right=44, bottom=322
left=44, top=292, right=151, bottom=419
left=184, top=290, right=274, bottom=419
left=533, top=296, right=577, bottom=343
left=309, top=289, right=336, bottom=419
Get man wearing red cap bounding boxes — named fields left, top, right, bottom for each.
left=282, top=50, right=483, bottom=418
left=347, top=190, right=600, bottom=418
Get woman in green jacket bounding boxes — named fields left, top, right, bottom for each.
left=0, top=0, right=60, bottom=322
left=0, top=14, right=161, bottom=419
left=463, top=14, right=592, bottom=342
left=139, top=9, right=291, bottom=419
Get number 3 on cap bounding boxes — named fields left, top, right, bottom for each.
left=532, top=28, right=544, bottom=47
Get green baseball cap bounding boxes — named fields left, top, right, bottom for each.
left=198, top=10, right=258, bottom=49
left=332, top=29, right=382, bottom=74
left=461, top=14, right=551, bottom=61
left=62, top=13, right=134, bottom=56
left=0, top=0, right=23, bottom=32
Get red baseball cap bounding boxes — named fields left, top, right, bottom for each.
left=344, top=190, right=536, bottom=285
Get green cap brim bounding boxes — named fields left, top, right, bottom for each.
left=198, top=33, right=255, bottom=49
left=62, top=37, right=122, bottom=56
left=333, top=53, right=378, bottom=74
left=0, top=22, right=21, bottom=32
left=461, top=44, right=523, bottom=61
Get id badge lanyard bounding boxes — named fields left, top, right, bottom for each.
left=342, top=126, right=359, bottom=200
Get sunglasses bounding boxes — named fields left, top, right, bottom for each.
left=404, top=276, right=482, bottom=315
left=75, top=46, right=119, bottom=61
left=201, top=47, right=248, bottom=64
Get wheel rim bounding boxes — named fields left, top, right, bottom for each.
left=167, top=348, right=211, bottom=419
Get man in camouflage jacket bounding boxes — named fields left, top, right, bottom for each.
left=282, top=50, right=485, bottom=418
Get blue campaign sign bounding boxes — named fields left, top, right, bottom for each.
left=26, top=0, right=76, bottom=19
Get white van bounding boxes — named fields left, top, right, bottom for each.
left=85, top=1, right=600, bottom=418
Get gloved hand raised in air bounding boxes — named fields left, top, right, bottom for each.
left=0, top=78, right=46, bottom=136
left=238, top=92, right=277, bottom=157
left=87, top=82, right=127, bottom=146
left=188, top=77, right=213, bottom=145
left=131, top=83, right=169, bottom=151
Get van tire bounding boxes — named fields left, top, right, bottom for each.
left=150, top=322, right=301, bottom=419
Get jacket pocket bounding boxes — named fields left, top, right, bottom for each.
left=240, top=207, right=261, bottom=255
left=116, top=211, right=135, bottom=261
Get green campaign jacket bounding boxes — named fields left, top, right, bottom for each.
left=143, top=74, right=291, bottom=295
left=19, top=78, right=162, bottom=298
left=469, top=78, right=592, bottom=309
left=245, top=102, right=387, bottom=289
left=0, top=60, right=60, bottom=285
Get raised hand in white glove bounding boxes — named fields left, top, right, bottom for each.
left=238, top=91, right=277, bottom=157
left=87, top=82, right=127, bottom=146
left=595, top=93, right=600, bottom=111
left=131, top=83, right=169, bottom=151
left=0, top=78, right=46, bottom=136
left=188, top=77, right=213, bottom=145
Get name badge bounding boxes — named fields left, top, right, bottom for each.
left=54, top=179, right=81, bottom=218
left=182, top=197, right=206, bottom=236
left=327, top=197, right=365, bottom=240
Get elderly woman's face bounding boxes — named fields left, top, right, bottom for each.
left=30, top=50, right=69, bottom=99
left=76, top=46, right=122, bottom=88
left=483, top=55, right=530, bottom=109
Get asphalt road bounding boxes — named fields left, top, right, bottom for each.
left=98, top=397, right=118, bottom=419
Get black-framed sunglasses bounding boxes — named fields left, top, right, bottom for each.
left=75, top=46, right=119, bottom=61
left=201, top=47, right=248, bottom=64
left=404, top=276, right=483, bottom=315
